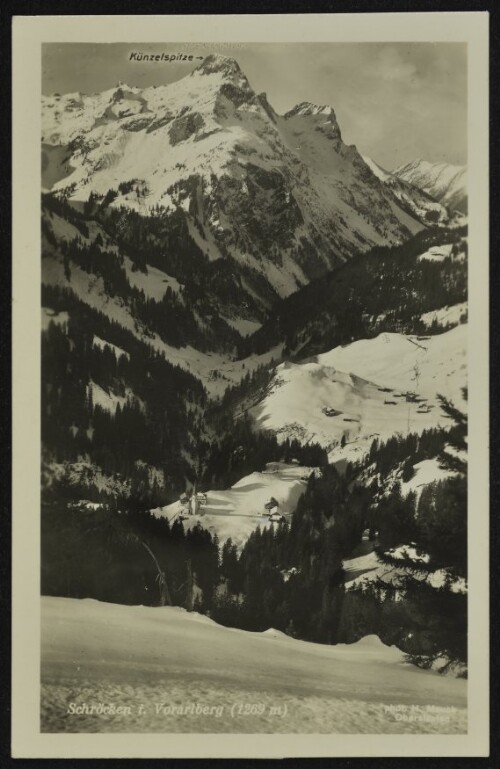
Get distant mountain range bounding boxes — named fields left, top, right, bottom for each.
left=362, top=156, right=450, bottom=224
left=393, top=158, right=467, bottom=213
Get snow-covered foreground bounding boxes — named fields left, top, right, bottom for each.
left=153, top=462, right=311, bottom=550
left=41, top=596, right=467, bottom=734
left=251, top=325, right=467, bottom=464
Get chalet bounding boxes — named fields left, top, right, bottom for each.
left=269, top=512, right=285, bottom=523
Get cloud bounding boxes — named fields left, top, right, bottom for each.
left=371, top=46, right=420, bottom=85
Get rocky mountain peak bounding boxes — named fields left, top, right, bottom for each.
left=285, top=102, right=337, bottom=120
left=194, top=54, right=245, bottom=80
left=257, top=92, right=278, bottom=123
left=284, top=101, right=342, bottom=146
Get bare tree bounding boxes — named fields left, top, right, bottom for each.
left=92, top=511, right=173, bottom=607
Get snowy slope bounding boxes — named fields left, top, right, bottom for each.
left=400, top=458, right=455, bottom=497
left=417, top=243, right=454, bottom=262
left=420, top=302, right=467, bottom=330
left=42, top=307, right=69, bottom=331
left=251, top=326, right=467, bottom=463
left=42, top=55, right=427, bottom=302
left=362, top=156, right=450, bottom=224
left=41, top=596, right=467, bottom=733
left=153, top=462, right=312, bottom=549
left=92, top=335, right=129, bottom=359
left=344, top=547, right=466, bottom=596
left=123, top=258, right=183, bottom=300
left=393, top=159, right=467, bottom=213
left=42, top=250, right=281, bottom=397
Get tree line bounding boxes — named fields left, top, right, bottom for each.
left=240, top=226, right=468, bottom=358
left=41, top=399, right=467, bottom=669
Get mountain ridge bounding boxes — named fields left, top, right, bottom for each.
left=42, top=54, right=446, bottom=315
left=393, top=158, right=467, bottom=213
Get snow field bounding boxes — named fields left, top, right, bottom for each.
left=41, top=596, right=467, bottom=734
left=343, top=548, right=466, bottom=595
left=123, top=257, right=183, bottom=300
left=252, top=326, right=467, bottom=464
left=153, top=462, right=311, bottom=549
left=420, top=302, right=467, bottom=329
left=42, top=307, right=69, bottom=331
left=400, top=458, right=454, bottom=498
left=417, top=244, right=454, bottom=262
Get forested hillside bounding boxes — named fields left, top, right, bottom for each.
left=241, top=225, right=467, bottom=359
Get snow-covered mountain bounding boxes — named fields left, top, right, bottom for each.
left=362, top=156, right=450, bottom=224
left=42, top=54, right=433, bottom=306
left=41, top=55, right=469, bottom=548
left=393, top=159, right=467, bottom=214
left=250, top=324, right=467, bottom=463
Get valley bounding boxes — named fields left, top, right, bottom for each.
left=39, top=52, right=469, bottom=730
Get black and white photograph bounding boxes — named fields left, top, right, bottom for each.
left=11, top=12, right=489, bottom=759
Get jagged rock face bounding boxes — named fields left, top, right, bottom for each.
left=42, top=54, right=428, bottom=300
left=169, top=111, right=205, bottom=145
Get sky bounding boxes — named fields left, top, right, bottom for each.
left=42, top=42, right=467, bottom=170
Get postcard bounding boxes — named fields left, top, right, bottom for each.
left=11, top=12, right=489, bottom=759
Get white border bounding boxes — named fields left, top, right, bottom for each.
left=12, top=12, right=489, bottom=758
